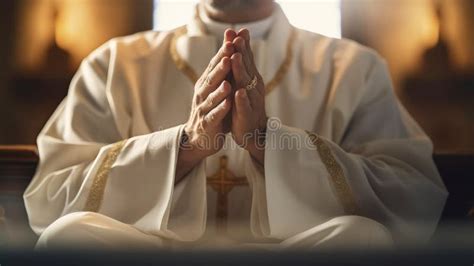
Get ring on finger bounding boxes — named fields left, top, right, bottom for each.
left=245, top=76, right=258, bottom=91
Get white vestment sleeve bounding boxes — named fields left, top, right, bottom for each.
left=23, top=43, right=206, bottom=241
left=245, top=157, right=270, bottom=238
left=248, top=55, right=448, bottom=244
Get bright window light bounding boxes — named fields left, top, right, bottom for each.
left=153, top=0, right=341, bottom=39
left=277, top=0, right=341, bottom=38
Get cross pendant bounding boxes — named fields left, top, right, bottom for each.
left=207, top=155, right=248, bottom=234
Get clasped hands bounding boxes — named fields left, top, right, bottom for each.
left=182, top=28, right=267, bottom=167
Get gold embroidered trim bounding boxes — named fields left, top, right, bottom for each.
left=169, top=25, right=296, bottom=95
left=170, top=26, right=200, bottom=84
left=265, top=28, right=296, bottom=94
left=84, top=140, right=127, bottom=212
left=306, top=131, right=359, bottom=214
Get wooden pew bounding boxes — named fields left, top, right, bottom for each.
left=0, top=145, right=39, bottom=247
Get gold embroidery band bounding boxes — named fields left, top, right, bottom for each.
left=169, top=26, right=200, bottom=85
left=84, top=140, right=127, bottom=212
left=169, top=25, right=296, bottom=95
left=306, top=132, right=359, bottom=214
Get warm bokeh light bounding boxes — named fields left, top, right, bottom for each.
left=444, top=0, right=474, bottom=71
left=346, top=0, right=443, bottom=89
left=13, top=0, right=151, bottom=72
left=54, top=1, right=87, bottom=57
left=52, top=0, right=138, bottom=67
left=277, top=0, right=341, bottom=38
left=13, top=0, right=54, bottom=72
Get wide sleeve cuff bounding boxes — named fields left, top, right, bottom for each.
left=81, top=125, right=185, bottom=235
left=262, top=118, right=350, bottom=239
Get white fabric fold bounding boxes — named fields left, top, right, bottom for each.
left=25, top=2, right=447, bottom=247
left=24, top=49, right=208, bottom=242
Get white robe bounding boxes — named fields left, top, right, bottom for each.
left=24, top=4, right=447, bottom=249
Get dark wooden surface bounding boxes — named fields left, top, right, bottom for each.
left=0, top=145, right=38, bottom=193
left=433, top=153, right=474, bottom=220
left=0, top=145, right=39, bottom=247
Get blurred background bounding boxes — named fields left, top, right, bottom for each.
left=0, top=0, right=473, bottom=152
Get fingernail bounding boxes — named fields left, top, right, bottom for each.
left=225, top=28, right=235, bottom=35
left=222, top=80, right=229, bottom=88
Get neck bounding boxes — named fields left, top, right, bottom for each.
left=200, top=0, right=274, bottom=24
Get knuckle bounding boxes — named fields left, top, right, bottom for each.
left=209, top=56, right=220, bottom=69
left=194, top=92, right=204, bottom=103
left=207, top=97, right=214, bottom=108
left=208, top=113, right=215, bottom=122
left=195, top=77, right=204, bottom=90
left=206, top=62, right=214, bottom=73
left=205, top=75, right=214, bottom=86
left=196, top=106, right=206, bottom=117
left=201, top=116, right=210, bottom=128
left=217, top=101, right=226, bottom=111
